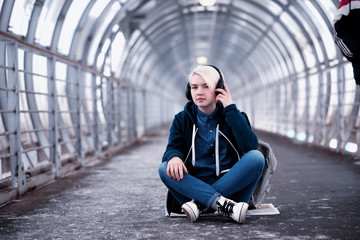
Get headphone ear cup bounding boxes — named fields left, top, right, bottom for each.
left=215, top=79, right=224, bottom=96
left=215, top=75, right=225, bottom=96
left=216, top=78, right=225, bottom=90
left=186, top=83, right=192, bottom=101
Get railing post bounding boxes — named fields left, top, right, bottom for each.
left=143, top=90, right=147, bottom=133
left=106, top=79, right=114, bottom=147
left=337, top=67, right=346, bottom=151
left=92, top=75, right=100, bottom=153
left=47, top=56, right=61, bottom=176
left=132, top=88, right=137, bottom=139
left=116, top=82, right=122, bottom=145
left=292, top=81, right=298, bottom=138
left=126, top=86, right=132, bottom=141
left=304, top=77, right=310, bottom=141
left=75, top=67, right=84, bottom=162
left=7, top=42, right=26, bottom=193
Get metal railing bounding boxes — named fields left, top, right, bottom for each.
left=0, top=31, right=176, bottom=205
left=240, top=61, right=360, bottom=158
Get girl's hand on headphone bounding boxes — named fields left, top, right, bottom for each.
left=215, top=83, right=233, bottom=108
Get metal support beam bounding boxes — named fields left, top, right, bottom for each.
left=47, top=57, right=61, bottom=176
left=132, top=88, right=137, bottom=139
left=6, top=42, right=26, bottom=193
left=142, top=91, right=147, bottom=133
left=92, top=74, right=100, bottom=153
left=116, top=82, right=122, bottom=145
left=0, top=0, right=15, bottom=31
left=75, top=67, right=84, bottom=162
left=106, top=79, right=114, bottom=146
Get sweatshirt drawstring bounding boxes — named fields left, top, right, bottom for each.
left=189, top=124, right=239, bottom=177
left=219, top=129, right=240, bottom=160
left=192, top=124, right=197, bottom=166
left=215, top=124, right=220, bottom=176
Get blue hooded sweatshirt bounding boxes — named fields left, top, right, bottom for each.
left=162, top=101, right=258, bottom=178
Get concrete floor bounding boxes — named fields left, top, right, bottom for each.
left=0, top=128, right=359, bottom=239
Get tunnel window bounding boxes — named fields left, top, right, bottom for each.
left=273, top=22, right=304, bottom=74
left=268, top=31, right=290, bottom=77
left=96, top=38, right=111, bottom=69
left=316, top=0, right=338, bottom=25
left=55, top=61, right=73, bottom=136
left=343, top=64, right=357, bottom=119
left=17, top=49, right=37, bottom=143
left=279, top=85, right=286, bottom=119
left=87, top=1, right=121, bottom=66
left=326, top=68, right=338, bottom=125
left=255, top=43, right=279, bottom=83
left=58, top=0, right=90, bottom=55
left=234, top=1, right=273, bottom=24
left=297, top=78, right=306, bottom=121
left=277, top=0, right=289, bottom=5
left=308, top=75, right=319, bottom=120
left=117, top=31, right=136, bottom=74
left=96, top=76, right=106, bottom=125
left=289, top=4, right=324, bottom=64
left=103, top=60, right=111, bottom=77
left=281, top=10, right=316, bottom=69
left=8, top=0, right=35, bottom=36
left=35, top=0, right=66, bottom=47
left=303, top=1, right=338, bottom=62
left=262, top=37, right=286, bottom=81
left=32, top=54, right=49, bottom=128
left=251, top=0, right=283, bottom=16
left=89, top=0, right=111, bottom=18
left=83, top=72, right=94, bottom=122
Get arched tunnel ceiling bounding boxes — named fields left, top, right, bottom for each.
left=1, top=0, right=341, bottom=103
left=115, top=0, right=340, bottom=103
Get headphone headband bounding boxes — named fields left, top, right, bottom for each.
left=185, top=65, right=225, bottom=101
left=207, top=65, right=224, bottom=82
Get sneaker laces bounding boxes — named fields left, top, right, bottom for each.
left=193, top=200, right=207, bottom=214
left=216, top=199, right=234, bottom=217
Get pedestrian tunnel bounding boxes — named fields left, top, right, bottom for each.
left=0, top=0, right=357, bottom=205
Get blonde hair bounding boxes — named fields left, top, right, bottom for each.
left=188, top=65, right=220, bottom=91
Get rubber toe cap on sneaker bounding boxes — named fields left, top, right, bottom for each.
left=236, top=202, right=249, bottom=223
left=181, top=201, right=200, bottom=223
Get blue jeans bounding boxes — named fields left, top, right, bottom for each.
left=158, top=150, right=265, bottom=209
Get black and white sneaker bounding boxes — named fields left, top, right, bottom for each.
left=181, top=200, right=200, bottom=223
left=216, top=196, right=248, bottom=223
